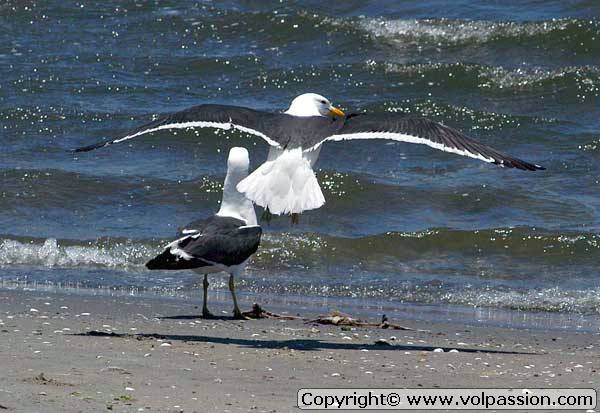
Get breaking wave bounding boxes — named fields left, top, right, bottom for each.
left=2, top=228, right=599, bottom=270
left=0, top=237, right=160, bottom=270
left=356, top=18, right=600, bottom=49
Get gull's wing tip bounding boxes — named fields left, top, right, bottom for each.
left=493, top=159, right=546, bottom=171
left=70, top=141, right=111, bottom=153
left=523, top=162, right=546, bottom=171
left=72, top=146, right=93, bottom=153
left=517, top=163, right=546, bottom=171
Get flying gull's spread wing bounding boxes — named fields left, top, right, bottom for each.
left=317, top=113, right=544, bottom=171
left=74, top=104, right=285, bottom=152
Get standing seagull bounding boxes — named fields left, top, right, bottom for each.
left=74, top=93, right=544, bottom=221
left=146, top=147, right=261, bottom=319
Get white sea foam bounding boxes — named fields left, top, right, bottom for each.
left=379, top=61, right=600, bottom=95
left=0, top=238, right=154, bottom=269
left=357, top=18, right=571, bottom=45
left=439, top=286, right=600, bottom=315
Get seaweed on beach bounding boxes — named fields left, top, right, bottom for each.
left=305, top=312, right=429, bottom=332
left=242, top=305, right=429, bottom=332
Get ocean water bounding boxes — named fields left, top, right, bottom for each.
left=2, top=1, right=600, bottom=330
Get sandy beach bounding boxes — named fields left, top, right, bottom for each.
left=0, top=289, right=597, bottom=412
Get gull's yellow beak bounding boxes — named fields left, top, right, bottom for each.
left=329, top=105, right=345, bottom=117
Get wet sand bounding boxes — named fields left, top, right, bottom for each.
left=0, top=289, right=598, bottom=412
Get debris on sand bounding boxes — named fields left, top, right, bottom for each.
left=23, top=372, right=73, bottom=387
left=32, top=373, right=51, bottom=384
left=113, top=394, right=135, bottom=403
left=101, top=366, right=131, bottom=375
left=306, top=312, right=429, bottom=332
left=83, top=331, right=121, bottom=337
left=242, top=303, right=302, bottom=320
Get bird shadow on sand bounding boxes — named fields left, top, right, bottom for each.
left=72, top=330, right=535, bottom=355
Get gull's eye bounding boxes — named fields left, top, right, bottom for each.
left=320, top=100, right=327, bottom=104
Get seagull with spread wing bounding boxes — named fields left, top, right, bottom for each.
left=75, top=93, right=544, bottom=222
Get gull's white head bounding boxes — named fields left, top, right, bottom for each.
left=227, top=146, right=250, bottom=174
left=285, top=93, right=345, bottom=118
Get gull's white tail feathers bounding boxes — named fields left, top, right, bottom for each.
left=236, top=148, right=325, bottom=215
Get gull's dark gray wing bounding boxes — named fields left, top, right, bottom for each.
left=145, top=215, right=262, bottom=271
left=314, top=113, right=544, bottom=171
left=74, top=104, right=284, bottom=152
left=73, top=104, right=343, bottom=152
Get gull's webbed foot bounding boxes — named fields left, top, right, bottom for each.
left=202, top=309, right=217, bottom=319
left=233, top=309, right=250, bottom=320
